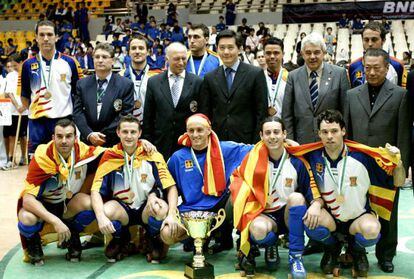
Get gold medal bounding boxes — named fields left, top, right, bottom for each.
left=268, top=106, right=277, bottom=116
left=336, top=194, right=345, bottom=204
left=44, top=91, right=52, bottom=100
left=66, top=190, right=73, bottom=199
left=134, top=100, right=141, bottom=109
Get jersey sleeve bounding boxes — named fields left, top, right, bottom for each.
left=18, top=60, right=32, bottom=100
left=290, top=157, right=313, bottom=202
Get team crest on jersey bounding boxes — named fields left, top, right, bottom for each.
left=60, top=74, right=66, bottom=81
left=31, top=62, right=39, bottom=70
left=75, top=171, right=81, bottom=180
left=349, top=176, right=357, bottom=186
left=185, top=160, right=193, bottom=168
left=355, top=71, right=362, bottom=79
left=316, top=163, right=324, bottom=173
left=285, top=178, right=293, bottom=187
left=141, top=173, right=148, bottom=183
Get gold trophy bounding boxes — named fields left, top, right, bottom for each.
left=175, top=209, right=226, bottom=279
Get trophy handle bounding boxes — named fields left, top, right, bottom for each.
left=174, top=209, right=189, bottom=236
left=207, top=208, right=226, bottom=237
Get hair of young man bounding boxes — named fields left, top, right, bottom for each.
left=128, top=35, right=150, bottom=51
left=54, top=118, right=77, bottom=135
left=215, top=29, right=243, bottom=48
left=263, top=36, right=284, bottom=52
left=190, top=23, right=210, bottom=38
left=117, top=114, right=141, bottom=131
left=317, top=109, right=346, bottom=130
left=260, top=116, right=286, bottom=132
left=35, top=20, right=58, bottom=35
left=362, top=21, right=387, bottom=41
left=363, top=47, right=390, bottom=65
left=94, top=42, right=115, bottom=58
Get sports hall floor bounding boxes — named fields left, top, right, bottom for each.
left=1, top=167, right=413, bottom=278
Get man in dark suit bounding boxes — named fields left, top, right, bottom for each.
left=282, top=32, right=350, bottom=144
left=142, top=42, right=202, bottom=159
left=344, top=48, right=410, bottom=273
left=73, top=43, right=134, bottom=147
left=199, top=29, right=268, bottom=144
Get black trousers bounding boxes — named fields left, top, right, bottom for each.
left=375, top=188, right=399, bottom=262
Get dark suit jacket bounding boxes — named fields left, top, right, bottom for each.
left=142, top=71, right=202, bottom=159
left=199, top=62, right=268, bottom=144
left=73, top=73, right=134, bottom=146
left=344, top=79, right=410, bottom=169
left=282, top=62, right=350, bottom=144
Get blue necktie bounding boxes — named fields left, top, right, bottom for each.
left=225, top=67, right=233, bottom=92
left=97, top=79, right=106, bottom=103
left=309, top=71, right=318, bottom=109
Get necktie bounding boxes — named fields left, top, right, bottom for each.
left=309, top=71, right=318, bottom=109
left=225, top=67, right=233, bottom=92
left=171, top=75, right=180, bottom=107
left=97, top=79, right=106, bottom=103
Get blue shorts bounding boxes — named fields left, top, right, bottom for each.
left=263, top=206, right=288, bottom=235
left=116, top=199, right=147, bottom=226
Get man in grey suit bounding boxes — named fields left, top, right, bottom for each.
left=344, top=48, right=410, bottom=273
left=142, top=42, right=202, bottom=158
left=282, top=32, right=350, bottom=144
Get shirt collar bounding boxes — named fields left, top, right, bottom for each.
left=306, top=62, right=324, bottom=78
left=223, top=59, right=240, bottom=73
left=168, top=69, right=186, bottom=79
left=96, top=72, right=112, bottom=84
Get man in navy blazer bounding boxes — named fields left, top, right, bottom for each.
left=142, top=42, right=202, bottom=158
left=73, top=43, right=134, bottom=147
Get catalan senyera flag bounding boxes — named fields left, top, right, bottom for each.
left=91, top=142, right=175, bottom=192
left=286, top=139, right=399, bottom=221
left=23, top=140, right=105, bottom=197
left=178, top=114, right=226, bottom=197
left=230, top=141, right=320, bottom=256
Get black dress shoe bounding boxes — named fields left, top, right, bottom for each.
left=378, top=260, right=394, bottom=273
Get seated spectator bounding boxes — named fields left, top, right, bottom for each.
left=403, top=51, right=412, bottom=66
left=246, top=28, right=259, bottom=52
left=113, top=18, right=124, bottom=34
left=209, top=26, right=218, bottom=51
left=352, top=17, right=364, bottom=34
left=20, top=41, right=33, bottom=61
left=253, top=50, right=267, bottom=71
left=5, top=38, right=17, bottom=58
left=146, top=20, right=160, bottom=42
left=171, top=24, right=184, bottom=43
left=0, top=42, right=6, bottom=58
left=159, top=23, right=171, bottom=41
left=112, top=33, right=123, bottom=48
left=102, top=18, right=113, bottom=38
left=256, top=22, right=268, bottom=37
left=338, top=13, right=349, bottom=28
left=216, top=16, right=226, bottom=32
left=237, top=18, right=250, bottom=45
left=122, top=29, right=132, bottom=48
left=241, top=45, right=254, bottom=64
left=381, top=17, right=391, bottom=32
left=324, top=27, right=336, bottom=56
left=154, top=45, right=165, bottom=69
left=113, top=46, right=125, bottom=69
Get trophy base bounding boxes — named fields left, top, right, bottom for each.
left=184, top=262, right=214, bottom=279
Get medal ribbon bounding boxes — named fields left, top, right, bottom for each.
left=269, top=148, right=288, bottom=193
left=189, top=52, right=208, bottom=76
left=323, top=147, right=347, bottom=195
left=190, top=148, right=204, bottom=178
left=131, top=63, right=149, bottom=102
left=268, top=68, right=284, bottom=108
left=124, top=151, right=135, bottom=188
left=58, top=148, right=75, bottom=193
left=38, top=51, right=55, bottom=92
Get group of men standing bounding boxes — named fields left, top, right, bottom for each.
left=15, top=18, right=412, bottom=278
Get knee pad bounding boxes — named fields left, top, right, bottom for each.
left=72, top=210, right=96, bottom=232
left=304, top=226, right=336, bottom=245
left=251, top=231, right=277, bottom=248
left=18, top=221, right=43, bottom=238
left=147, top=216, right=163, bottom=237
left=112, top=220, right=122, bottom=237
left=354, top=233, right=381, bottom=248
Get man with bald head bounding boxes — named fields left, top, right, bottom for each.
left=142, top=42, right=203, bottom=158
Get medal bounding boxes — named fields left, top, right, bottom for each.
left=134, top=100, right=141, bottom=109
left=336, top=194, right=345, bottom=204
left=44, top=91, right=52, bottom=100
left=268, top=106, right=277, bottom=116
left=66, top=191, right=73, bottom=199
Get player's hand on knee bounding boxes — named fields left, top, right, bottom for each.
left=303, top=202, right=321, bottom=229
left=53, top=219, right=71, bottom=245
left=97, top=215, right=116, bottom=235
left=161, top=215, right=179, bottom=238
left=147, top=194, right=161, bottom=217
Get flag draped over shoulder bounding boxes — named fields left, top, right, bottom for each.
left=23, top=140, right=105, bottom=197
left=91, top=142, right=175, bottom=192
left=286, top=140, right=399, bottom=221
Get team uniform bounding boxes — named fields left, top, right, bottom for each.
left=265, top=67, right=288, bottom=118
left=17, top=141, right=104, bottom=264
left=123, top=65, right=161, bottom=123
left=348, top=56, right=407, bottom=88
left=186, top=50, right=220, bottom=78
left=18, top=51, right=83, bottom=155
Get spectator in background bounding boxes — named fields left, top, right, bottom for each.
left=113, top=18, right=124, bottom=34
left=381, top=17, right=391, bottom=32
left=352, top=16, right=364, bottom=34
left=184, top=22, right=192, bottom=44
left=102, top=18, right=113, bottom=38
left=403, top=51, right=412, bottom=67
left=240, top=45, right=254, bottom=64
left=113, top=46, right=125, bottom=69
left=54, top=1, right=67, bottom=23
left=5, top=38, right=17, bottom=58
left=160, top=23, right=171, bottom=41
left=254, top=50, right=267, bottom=71
left=85, top=44, right=95, bottom=70
left=295, top=32, right=306, bottom=66
left=166, top=1, right=177, bottom=27
left=245, top=28, right=259, bottom=53
left=324, top=27, right=336, bottom=56
left=77, top=1, right=91, bottom=42
left=155, top=45, right=166, bottom=69
left=237, top=18, right=250, bottom=46
left=216, top=16, right=226, bottom=32
left=20, top=41, right=32, bottom=61
left=45, top=4, right=56, bottom=21
left=256, top=22, right=268, bottom=37
left=147, top=20, right=160, bottom=42
left=0, top=42, right=5, bottom=57
left=75, top=46, right=87, bottom=70
left=171, top=23, right=185, bottom=43
left=122, top=29, right=132, bottom=48
left=225, top=0, right=236, bottom=26
left=112, top=33, right=122, bottom=48
left=209, top=26, right=218, bottom=51
left=338, top=13, right=349, bottom=28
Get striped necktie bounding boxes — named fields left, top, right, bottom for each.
left=171, top=75, right=180, bottom=107
left=309, top=71, right=318, bottom=109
